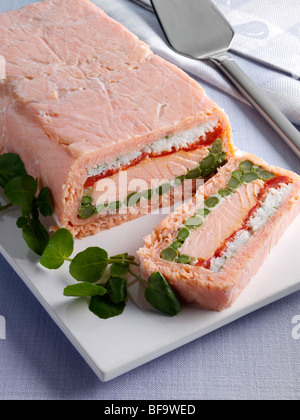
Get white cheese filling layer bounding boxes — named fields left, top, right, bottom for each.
left=210, top=183, right=292, bottom=273
left=88, top=119, right=219, bottom=177
left=248, top=184, right=292, bottom=232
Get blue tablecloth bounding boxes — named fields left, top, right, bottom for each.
left=0, top=0, right=299, bottom=400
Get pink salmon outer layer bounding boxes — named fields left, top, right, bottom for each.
left=137, top=154, right=300, bottom=311
left=0, top=0, right=234, bottom=238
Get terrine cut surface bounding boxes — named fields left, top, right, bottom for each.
left=0, top=0, right=234, bottom=237
left=138, top=154, right=300, bottom=311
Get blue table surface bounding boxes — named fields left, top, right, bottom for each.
left=0, top=0, right=299, bottom=400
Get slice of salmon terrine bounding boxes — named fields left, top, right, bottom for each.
left=0, top=0, right=234, bottom=238
left=138, top=154, right=300, bottom=311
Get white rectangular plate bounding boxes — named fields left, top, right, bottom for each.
left=0, top=199, right=299, bottom=381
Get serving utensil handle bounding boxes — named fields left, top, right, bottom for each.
left=130, top=0, right=153, bottom=12
left=211, top=53, right=300, bottom=159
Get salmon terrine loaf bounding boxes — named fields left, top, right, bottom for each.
left=0, top=0, right=234, bottom=237
left=138, top=154, right=300, bottom=311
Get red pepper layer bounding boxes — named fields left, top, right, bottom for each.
left=196, top=175, right=292, bottom=269
left=84, top=125, right=223, bottom=189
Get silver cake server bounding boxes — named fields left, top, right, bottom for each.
left=131, top=0, right=300, bottom=158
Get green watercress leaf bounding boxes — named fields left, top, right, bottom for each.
left=69, top=247, right=108, bottom=283
left=0, top=153, right=27, bottom=188
left=40, top=228, right=74, bottom=269
left=106, top=277, right=127, bottom=304
left=89, top=295, right=125, bottom=319
left=22, top=218, right=50, bottom=256
left=16, top=216, right=28, bottom=228
left=37, top=187, right=53, bottom=217
left=145, top=272, right=182, bottom=316
left=110, top=261, right=130, bottom=277
left=4, top=175, right=38, bottom=211
left=63, top=282, right=107, bottom=297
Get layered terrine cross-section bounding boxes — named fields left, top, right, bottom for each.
left=0, top=0, right=233, bottom=237
left=138, top=154, right=300, bottom=311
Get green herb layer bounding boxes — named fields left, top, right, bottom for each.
left=78, top=139, right=227, bottom=219
left=160, top=160, right=275, bottom=264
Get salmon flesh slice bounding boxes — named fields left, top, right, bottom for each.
left=138, top=154, right=300, bottom=311
left=0, top=0, right=234, bottom=238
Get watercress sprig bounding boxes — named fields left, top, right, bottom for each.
left=0, top=153, right=53, bottom=255
left=40, top=228, right=182, bottom=319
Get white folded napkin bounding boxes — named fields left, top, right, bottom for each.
left=93, top=0, right=300, bottom=125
